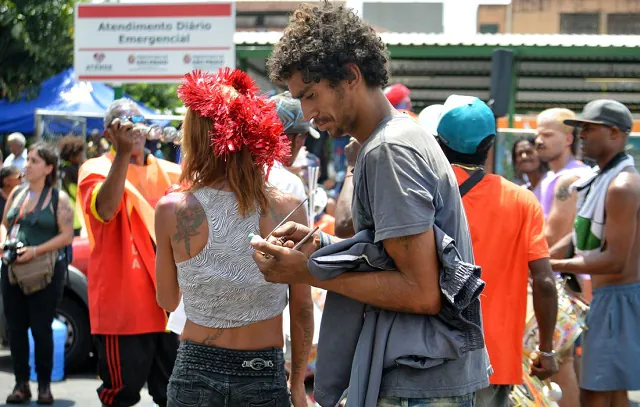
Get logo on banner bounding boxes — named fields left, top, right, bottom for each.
left=87, top=53, right=112, bottom=72
left=183, top=54, right=192, bottom=64
left=190, top=54, right=226, bottom=70
left=127, top=55, right=169, bottom=72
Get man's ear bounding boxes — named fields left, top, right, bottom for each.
left=566, top=130, right=575, bottom=149
left=345, top=63, right=363, bottom=89
left=103, top=129, right=112, bottom=142
left=611, top=127, right=626, bottom=142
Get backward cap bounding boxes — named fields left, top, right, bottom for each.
left=436, top=95, right=496, bottom=155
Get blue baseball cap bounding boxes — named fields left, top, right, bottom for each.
left=436, top=95, right=496, bottom=155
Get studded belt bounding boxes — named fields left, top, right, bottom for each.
left=176, top=340, right=284, bottom=377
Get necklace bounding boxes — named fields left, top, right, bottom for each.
left=453, top=163, right=484, bottom=172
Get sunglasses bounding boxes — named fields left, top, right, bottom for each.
left=119, top=115, right=146, bottom=124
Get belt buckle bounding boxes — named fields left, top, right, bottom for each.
left=242, top=358, right=274, bottom=371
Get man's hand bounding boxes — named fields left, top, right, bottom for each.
left=106, top=118, right=135, bottom=155
left=345, top=137, right=361, bottom=167
left=530, top=353, right=559, bottom=381
left=251, top=236, right=312, bottom=284
left=290, top=383, right=307, bottom=407
left=271, top=221, right=321, bottom=257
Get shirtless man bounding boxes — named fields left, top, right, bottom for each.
left=550, top=99, right=640, bottom=407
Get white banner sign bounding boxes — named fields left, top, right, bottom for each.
left=74, top=2, right=235, bottom=83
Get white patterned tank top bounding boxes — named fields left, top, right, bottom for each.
left=176, top=187, right=288, bottom=328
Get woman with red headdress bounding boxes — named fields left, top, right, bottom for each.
left=154, top=68, right=314, bottom=407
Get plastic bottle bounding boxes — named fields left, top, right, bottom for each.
left=28, top=319, right=67, bottom=382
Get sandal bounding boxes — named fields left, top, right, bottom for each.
left=6, top=382, right=31, bottom=404
left=37, top=383, right=54, bottom=405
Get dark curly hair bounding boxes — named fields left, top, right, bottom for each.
left=267, top=2, right=389, bottom=88
left=58, top=135, right=86, bottom=162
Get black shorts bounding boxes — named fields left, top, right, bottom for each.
left=96, top=332, right=178, bottom=407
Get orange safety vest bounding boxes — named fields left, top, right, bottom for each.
left=76, top=153, right=181, bottom=335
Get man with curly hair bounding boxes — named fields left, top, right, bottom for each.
left=252, top=2, right=490, bottom=406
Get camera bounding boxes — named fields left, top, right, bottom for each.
left=2, top=239, right=25, bottom=266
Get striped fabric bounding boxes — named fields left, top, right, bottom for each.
left=99, top=335, right=123, bottom=406
left=177, top=187, right=288, bottom=328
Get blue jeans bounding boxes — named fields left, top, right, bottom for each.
left=167, top=341, right=290, bottom=407
left=377, top=393, right=475, bottom=407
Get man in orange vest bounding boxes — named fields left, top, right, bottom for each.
left=77, top=99, right=181, bottom=407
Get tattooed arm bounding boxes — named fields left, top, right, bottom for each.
left=155, top=192, right=207, bottom=312
left=288, top=284, right=314, bottom=405
left=545, top=174, right=579, bottom=248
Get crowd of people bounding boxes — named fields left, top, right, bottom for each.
left=1, top=2, right=639, bottom=407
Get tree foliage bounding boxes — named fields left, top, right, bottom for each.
left=0, top=0, right=183, bottom=113
left=122, top=83, right=182, bottom=114
left=0, top=0, right=75, bottom=101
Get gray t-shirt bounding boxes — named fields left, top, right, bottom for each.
left=352, top=115, right=490, bottom=398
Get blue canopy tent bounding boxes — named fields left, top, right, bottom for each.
left=0, top=68, right=165, bottom=135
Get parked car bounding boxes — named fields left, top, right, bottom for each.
left=0, top=237, right=92, bottom=372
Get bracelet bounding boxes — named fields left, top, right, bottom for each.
left=32, top=247, right=37, bottom=257
left=319, top=231, right=333, bottom=249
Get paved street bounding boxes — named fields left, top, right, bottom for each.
left=0, top=349, right=154, bottom=407
left=0, top=347, right=638, bottom=406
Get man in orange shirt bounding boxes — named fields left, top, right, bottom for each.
left=433, top=95, right=559, bottom=407
left=77, top=99, right=181, bottom=407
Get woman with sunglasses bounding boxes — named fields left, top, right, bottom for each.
left=154, top=69, right=314, bottom=407
left=1, top=142, right=74, bottom=404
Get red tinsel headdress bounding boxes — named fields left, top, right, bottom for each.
left=177, top=68, right=290, bottom=174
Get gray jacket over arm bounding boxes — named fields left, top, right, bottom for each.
left=308, top=227, right=487, bottom=407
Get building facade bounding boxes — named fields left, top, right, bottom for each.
left=479, top=0, right=640, bottom=34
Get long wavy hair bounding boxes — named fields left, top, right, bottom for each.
left=179, top=108, right=269, bottom=217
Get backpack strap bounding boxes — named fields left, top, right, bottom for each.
left=459, top=170, right=486, bottom=197
left=52, top=188, right=59, bottom=233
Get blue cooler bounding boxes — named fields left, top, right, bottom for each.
left=28, top=318, right=66, bottom=382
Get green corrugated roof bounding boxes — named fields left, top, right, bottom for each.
left=235, top=32, right=640, bottom=58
